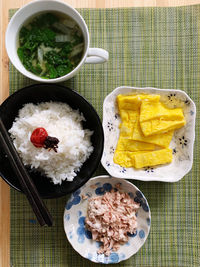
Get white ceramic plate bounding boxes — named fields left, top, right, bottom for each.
left=63, top=176, right=151, bottom=264
left=101, top=86, right=196, bottom=182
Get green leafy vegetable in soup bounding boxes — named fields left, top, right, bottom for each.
left=17, top=13, right=84, bottom=79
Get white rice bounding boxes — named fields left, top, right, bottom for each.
left=9, top=102, right=94, bottom=184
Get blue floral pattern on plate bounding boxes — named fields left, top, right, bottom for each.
left=65, top=189, right=81, bottom=210
left=64, top=176, right=151, bottom=264
left=101, top=86, right=196, bottom=182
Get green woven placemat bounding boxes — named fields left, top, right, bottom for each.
left=9, top=6, right=200, bottom=267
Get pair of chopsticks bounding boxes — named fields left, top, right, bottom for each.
left=0, top=118, right=53, bottom=227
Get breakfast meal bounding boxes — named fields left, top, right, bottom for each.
left=2, top=0, right=197, bottom=264
left=17, top=12, right=84, bottom=79
left=85, top=184, right=140, bottom=256
left=114, top=94, right=186, bottom=168
left=8, top=102, right=93, bottom=184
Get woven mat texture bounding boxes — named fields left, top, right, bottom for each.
left=9, top=6, right=200, bottom=267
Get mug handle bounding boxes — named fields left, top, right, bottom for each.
left=85, top=48, right=109, bottom=64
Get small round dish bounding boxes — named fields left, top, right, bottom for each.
left=63, top=175, right=151, bottom=264
left=0, top=84, right=104, bottom=198
left=101, top=86, right=196, bottom=182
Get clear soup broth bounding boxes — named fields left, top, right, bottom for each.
left=17, top=12, right=84, bottom=79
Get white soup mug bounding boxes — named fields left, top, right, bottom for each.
left=6, top=0, right=109, bottom=83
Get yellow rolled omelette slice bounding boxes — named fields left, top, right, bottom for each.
left=132, top=118, right=174, bottom=148
left=113, top=150, right=149, bottom=167
left=133, top=148, right=173, bottom=168
left=113, top=150, right=135, bottom=167
left=140, top=100, right=185, bottom=122
left=117, top=94, right=160, bottom=110
left=117, top=95, right=142, bottom=110
left=138, top=94, right=160, bottom=101
left=140, top=118, right=186, bottom=137
left=113, top=148, right=172, bottom=168
left=119, top=109, right=138, bottom=123
left=116, top=137, right=155, bottom=151
left=119, top=110, right=139, bottom=138
left=119, top=122, right=135, bottom=138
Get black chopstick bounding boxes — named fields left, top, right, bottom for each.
left=0, top=118, right=53, bottom=227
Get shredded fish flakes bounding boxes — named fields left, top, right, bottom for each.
left=85, top=188, right=140, bottom=256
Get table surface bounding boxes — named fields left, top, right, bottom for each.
left=0, top=0, right=200, bottom=266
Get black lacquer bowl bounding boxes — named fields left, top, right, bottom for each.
left=0, top=84, right=104, bottom=198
